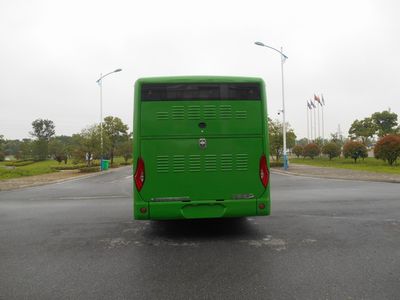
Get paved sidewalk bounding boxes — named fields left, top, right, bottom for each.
left=272, top=163, right=400, bottom=183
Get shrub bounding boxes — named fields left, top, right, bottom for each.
left=269, top=161, right=284, bottom=168
left=374, top=134, right=400, bottom=165
left=79, top=166, right=100, bottom=173
left=5, top=160, right=35, bottom=167
left=303, top=143, right=320, bottom=159
left=322, top=142, right=341, bottom=160
left=292, top=145, right=304, bottom=158
left=343, top=141, right=367, bottom=163
left=120, top=162, right=131, bottom=166
left=51, top=164, right=86, bottom=170
left=110, top=163, right=120, bottom=168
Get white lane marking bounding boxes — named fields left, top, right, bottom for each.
left=125, top=175, right=133, bottom=179
left=58, top=195, right=128, bottom=200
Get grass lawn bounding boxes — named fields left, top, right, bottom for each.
left=0, top=157, right=132, bottom=180
left=290, top=157, right=400, bottom=174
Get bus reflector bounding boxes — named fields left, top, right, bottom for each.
left=259, top=155, right=269, bottom=188
left=134, top=158, right=145, bottom=191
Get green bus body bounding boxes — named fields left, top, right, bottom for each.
left=133, top=76, right=270, bottom=220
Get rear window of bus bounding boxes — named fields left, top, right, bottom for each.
left=141, top=83, right=261, bottom=101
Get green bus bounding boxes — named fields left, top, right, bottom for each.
left=133, top=76, right=270, bottom=220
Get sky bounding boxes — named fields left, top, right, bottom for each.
left=1, top=0, right=399, bottom=140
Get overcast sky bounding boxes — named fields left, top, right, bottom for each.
left=1, top=0, right=399, bottom=140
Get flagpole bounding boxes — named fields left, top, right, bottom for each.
left=314, top=103, right=317, bottom=142
left=322, top=104, right=324, bottom=142
left=307, top=102, right=310, bottom=143
left=321, top=94, right=325, bottom=143
left=318, top=102, right=321, bottom=139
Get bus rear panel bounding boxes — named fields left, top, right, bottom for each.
left=133, top=76, right=270, bottom=220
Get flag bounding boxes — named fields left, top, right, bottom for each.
left=307, top=101, right=312, bottom=110
left=321, top=94, right=325, bottom=105
left=314, top=94, right=322, bottom=106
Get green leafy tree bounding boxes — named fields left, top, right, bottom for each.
left=348, top=117, right=376, bottom=144
left=296, top=138, right=309, bottom=147
left=3, top=139, right=22, bottom=157
left=343, top=141, right=367, bottom=163
left=292, top=145, right=304, bottom=158
left=330, top=133, right=345, bottom=148
left=268, top=118, right=296, bottom=161
left=371, top=110, right=398, bottom=137
left=117, top=134, right=133, bottom=163
left=374, top=134, right=400, bottom=165
left=0, top=135, right=4, bottom=161
left=303, top=143, right=320, bottom=159
left=73, top=125, right=102, bottom=166
left=102, top=116, right=129, bottom=164
left=20, top=139, right=33, bottom=160
left=29, top=119, right=56, bottom=160
left=322, top=142, right=341, bottom=160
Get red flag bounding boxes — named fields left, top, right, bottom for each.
left=314, top=94, right=322, bottom=106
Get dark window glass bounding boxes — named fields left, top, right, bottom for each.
left=141, top=83, right=261, bottom=101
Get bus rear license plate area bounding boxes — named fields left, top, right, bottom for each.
left=181, top=204, right=226, bottom=219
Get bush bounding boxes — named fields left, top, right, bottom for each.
left=303, top=143, right=320, bottom=159
left=120, top=162, right=131, bottom=166
left=374, top=134, right=400, bottom=165
left=51, top=164, right=86, bottom=170
left=343, top=141, right=367, bottom=163
left=79, top=166, right=100, bottom=173
left=269, top=161, right=284, bottom=168
left=322, top=142, right=341, bottom=160
left=292, top=145, right=304, bottom=158
left=110, top=163, right=120, bottom=168
left=5, top=160, right=35, bottom=167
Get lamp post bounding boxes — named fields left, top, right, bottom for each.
left=96, top=68, right=122, bottom=169
left=255, top=41, right=289, bottom=170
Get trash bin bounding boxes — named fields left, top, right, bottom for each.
left=101, top=159, right=110, bottom=171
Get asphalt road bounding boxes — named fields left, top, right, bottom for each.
left=1, top=167, right=400, bottom=300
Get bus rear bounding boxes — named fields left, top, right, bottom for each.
left=133, top=76, right=270, bottom=220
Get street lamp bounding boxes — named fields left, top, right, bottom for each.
left=255, top=41, right=289, bottom=170
left=96, top=68, right=122, bottom=169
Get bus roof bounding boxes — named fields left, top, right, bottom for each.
left=136, top=76, right=264, bottom=85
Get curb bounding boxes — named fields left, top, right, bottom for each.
left=270, top=168, right=400, bottom=184
left=0, top=166, right=132, bottom=192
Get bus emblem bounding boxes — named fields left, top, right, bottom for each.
left=199, top=138, right=207, bottom=149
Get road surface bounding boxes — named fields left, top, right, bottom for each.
left=1, top=167, right=400, bottom=299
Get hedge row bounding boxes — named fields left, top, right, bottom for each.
left=5, top=160, right=35, bottom=167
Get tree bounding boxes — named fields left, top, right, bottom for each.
left=371, top=110, right=398, bottom=137
left=29, top=119, right=56, bottom=161
left=117, top=134, right=133, bottom=163
left=303, top=143, right=320, bottom=159
left=73, top=125, right=102, bottom=166
left=296, top=138, right=309, bottom=147
left=330, top=133, right=345, bottom=148
left=0, top=135, right=4, bottom=161
left=348, top=117, right=376, bottom=144
left=20, top=139, right=33, bottom=160
left=374, top=134, right=400, bottom=166
left=343, top=141, right=367, bottom=163
left=30, top=119, right=55, bottom=140
left=268, top=118, right=296, bottom=161
left=322, top=142, right=341, bottom=160
left=102, top=116, right=129, bottom=164
left=48, top=136, right=73, bottom=164
left=292, top=145, right=304, bottom=158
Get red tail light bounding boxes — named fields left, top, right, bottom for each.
left=134, top=157, right=145, bottom=191
left=259, top=155, right=269, bottom=188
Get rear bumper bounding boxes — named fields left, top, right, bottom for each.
left=134, top=197, right=270, bottom=220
